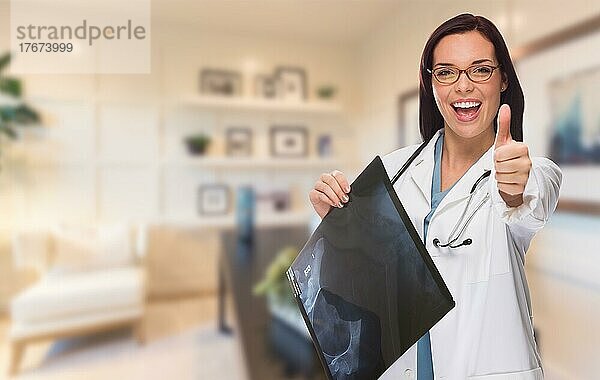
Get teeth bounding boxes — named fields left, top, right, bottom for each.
left=452, top=101, right=481, bottom=108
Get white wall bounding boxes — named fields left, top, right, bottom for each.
left=354, top=2, right=512, bottom=164
left=0, top=16, right=361, bottom=311
left=508, top=0, right=600, bottom=48
left=156, top=25, right=361, bottom=219
left=0, top=24, right=361, bottom=223
left=354, top=1, right=600, bottom=164
left=527, top=214, right=600, bottom=379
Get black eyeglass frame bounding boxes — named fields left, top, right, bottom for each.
left=426, top=64, right=502, bottom=85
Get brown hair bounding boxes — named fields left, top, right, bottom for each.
left=418, top=13, right=524, bottom=142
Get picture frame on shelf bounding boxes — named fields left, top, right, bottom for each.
left=226, top=127, right=253, bottom=157
left=198, top=184, right=230, bottom=215
left=257, top=190, right=291, bottom=213
left=274, top=66, right=307, bottom=102
left=200, top=69, right=242, bottom=97
left=270, top=126, right=308, bottom=158
left=254, top=74, right=277, bottom=99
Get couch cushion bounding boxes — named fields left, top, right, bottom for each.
left=11, top=267, right=145, bottom=324
left=9, top=307, right=143, bottom=341
left=12, top=228, right=51, bottom=273
left=51, top=224, right=134, bottom=273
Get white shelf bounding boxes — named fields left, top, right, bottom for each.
left=157, top=210, right=313, bottom=228
left=179, top=95, right=342, bottom=115
left=96, top=159, right=159, bottom=168
left=17, top=157, right=346, bottom=171
left=94, top=97, right=162, bottom=107
left=162, top=157, right=341, bottom=169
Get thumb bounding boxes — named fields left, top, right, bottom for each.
left=495, top=104, right=512, bottom=149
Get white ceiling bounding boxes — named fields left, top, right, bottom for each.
left=152, top=0, right=405, bottom=44
left=2, top=0, right=596, bottom=47
left=148, top=0, right=600, bottom=47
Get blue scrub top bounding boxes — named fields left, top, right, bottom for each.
left=417, top=131, right=457, bottom=380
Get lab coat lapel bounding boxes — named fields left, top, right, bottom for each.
left=409, top=131, right=440, bottom=207
left=433, top=144, right=494, bottom=216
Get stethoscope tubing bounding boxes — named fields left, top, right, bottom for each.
left=434, top=170, right=491, bottom=249
left=390, top=141, right=492, bottom=250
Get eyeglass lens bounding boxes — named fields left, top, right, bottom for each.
left=434, top=65, right=495, bottom=84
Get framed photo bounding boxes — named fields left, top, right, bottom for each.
left=226, top=127, right=252, bottom=157
left=546, top=67, right=600, bottom=165
left=398, top=88, right=421, bottom=147
left=270, top=126, right=308, bottom=158
left=274, top=66, right=307, bottom=102
left=254, top=74, right=277, bottom=99
left=200, top=69, right=242, bottom=96
left=257, top=190, right=291, bottom=213
left=198, top=184, right=230, bottom=215
left=515, top=19, right=600, bottom=214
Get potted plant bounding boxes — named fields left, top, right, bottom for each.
left=184, top=133, right=211, bottom=155
left=0, top=52, right=40, bottom=159
left=253, top=246, right=310, bottom=339
left=316, top=85, right=337, bottom=100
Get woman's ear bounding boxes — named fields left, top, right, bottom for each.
left=500, top=72, right=508, bottom=92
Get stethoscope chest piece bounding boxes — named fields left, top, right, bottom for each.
left=432, top=170, right=491, bottom=250
left=433, top=237, right=473, bottom=249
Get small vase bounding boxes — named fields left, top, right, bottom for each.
left=236, top=186, right=255, bottom=244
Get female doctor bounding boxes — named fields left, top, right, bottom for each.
left=309, top=14, right=562, bottom=380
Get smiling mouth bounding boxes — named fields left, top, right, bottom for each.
left=451, top=101, right=482, bottom=122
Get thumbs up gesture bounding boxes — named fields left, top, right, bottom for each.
left=494, top=104, right=532, bottom=207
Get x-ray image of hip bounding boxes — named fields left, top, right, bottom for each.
left=294, top=237, right=385, bottom=379
left=288, top=155, right=454, bottom=380
left=314, top=289, right=384, bottom=379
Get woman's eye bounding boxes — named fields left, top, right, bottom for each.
left=437, top=69, right=452, bottom=76
left=473, top=66, right=492, bottom=74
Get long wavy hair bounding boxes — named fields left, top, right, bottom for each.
left=418, top=13, right=525, bottom=143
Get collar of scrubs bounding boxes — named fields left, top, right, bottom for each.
left=409, top=129, right=493, bottom=212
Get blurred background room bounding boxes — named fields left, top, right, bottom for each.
left=0, top=0, right=599, bottom=379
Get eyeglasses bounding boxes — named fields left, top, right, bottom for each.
left=427, top=64, right=501, bottom=85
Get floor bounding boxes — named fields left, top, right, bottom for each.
left=0, top=296, right=573, bottom=380
left=0, top=296, right=247, bottom=380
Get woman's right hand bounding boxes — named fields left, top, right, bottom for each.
left=309, top=170, right=351, bottom=219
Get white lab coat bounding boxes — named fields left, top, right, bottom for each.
left=379, top=129, right=562, bottom=380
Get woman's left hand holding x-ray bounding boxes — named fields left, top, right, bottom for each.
left=493, top=104, right=532, bottom=207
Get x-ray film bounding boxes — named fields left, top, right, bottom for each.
left=287, top=155, right=455, bottom=380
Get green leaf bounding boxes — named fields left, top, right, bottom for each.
left=0, top=124, right=17, bottom=139
left=13, top=104, right=39, bottom=124
left=0, top=105, right=39, bottom=126
left=252, top=246, right=298, bottom=297
left=0, top=78, right=22, bottom=97
left=0, top=52, right=10, bottom=73
left=0, top=106, right=16, bottom=121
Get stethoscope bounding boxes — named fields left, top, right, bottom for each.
left=432, top=170, right=491, bottom=249
left=390, top=140, right=492, bottom=250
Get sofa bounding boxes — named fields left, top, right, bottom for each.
left=8, top=224, right=147, bottom=375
